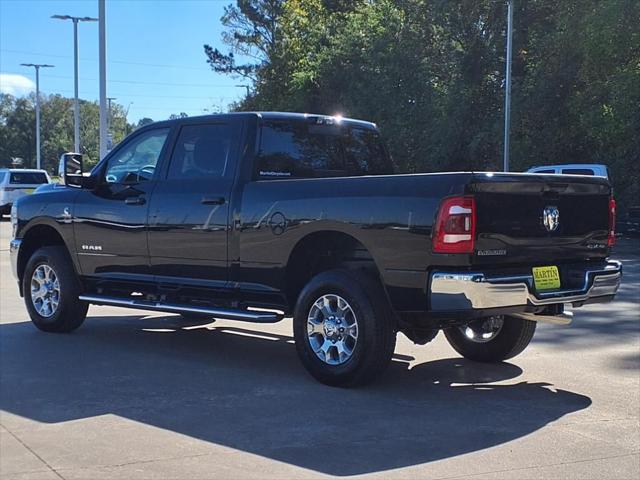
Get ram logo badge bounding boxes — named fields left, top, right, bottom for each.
left=81, top=245, right=103, bottom=251
left=542, top=206, right=560, bottom=232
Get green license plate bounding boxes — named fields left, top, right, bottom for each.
left=532, top=266, right=561, bottom=291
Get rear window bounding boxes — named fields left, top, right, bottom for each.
left=561, top=168, right=595, bottom=176
left=10, top=172, right=48, bottom=184
left=533, top=169, right=555, bottom=174
left=257, top=120, right=393, bottom=179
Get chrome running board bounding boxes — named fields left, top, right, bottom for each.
left=78, top=294, right=282, bottom=323
left=511, top=310, right=573, bottom=326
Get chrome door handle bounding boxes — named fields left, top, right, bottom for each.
left=125, top=196, right=146, bottom=205
left=201, top=197, right=225, bottom=205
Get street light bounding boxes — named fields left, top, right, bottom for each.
left=235, top=85, right=251, bottom=96
left=20, top=63, right=54, bottom=170
left=51, top=14, right=98, bottom=153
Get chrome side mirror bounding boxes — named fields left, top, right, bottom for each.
left=58, top=153, right=84, bottom=188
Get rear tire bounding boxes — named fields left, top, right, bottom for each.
left=444, top=315, right=536, bottom=362
left=23, top=246, right=88, bottom=333
left=293, top=269, right=396, bottom=387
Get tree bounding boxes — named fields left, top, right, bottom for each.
left=204, top=0, right=284, bottom=81
left=136, top=117, right=155, bottom=128
left=0, top=93, right=134, bottom=173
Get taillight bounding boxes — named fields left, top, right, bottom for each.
left=433, top=196, right=476, bottom=253
left=608, top=197, right=616, bottom=247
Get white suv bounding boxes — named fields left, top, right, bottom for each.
left=0, top=169, right=51, bottom=216
left=526, top=163, right=610, bottom=178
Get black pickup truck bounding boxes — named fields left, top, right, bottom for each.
left=10, top=112, right=622, bottom=386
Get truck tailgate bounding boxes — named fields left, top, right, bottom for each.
left=468, top=173, right=612, bottom=265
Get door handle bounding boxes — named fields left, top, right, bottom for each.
left=201, top=196, right=225, bottom=205
left=125, top=196, right=146, bottom=206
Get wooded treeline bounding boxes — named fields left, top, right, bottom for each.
left=0, top=93, right=133, bottom=173
left=206, top=0, right=639, bottom=210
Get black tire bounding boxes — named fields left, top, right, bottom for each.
left=23, top=246, right=88, bottom=333
left=444, top=315, right=537, bottom=362
left=293, top=269, right=396, bottom=387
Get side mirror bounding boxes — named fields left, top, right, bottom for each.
left=58, top=153, right=84, bottom=188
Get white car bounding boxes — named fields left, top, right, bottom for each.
left=526, top=163, right=609, bottom=178
left=0, top=168, right=51, bottom=216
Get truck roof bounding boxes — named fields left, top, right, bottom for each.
left=0, top=168, right=49, bottom=173
left=146, top=111, right=378, bottom=130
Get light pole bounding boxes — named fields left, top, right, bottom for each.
left=235, top=85, right=251, bottom=96
left=20, top=63, right=54, bottom=170
left=51, top=14, right=98, bottom=154
left=99, top=0, right=108, bottom=160
left=503, top=0, right=514, bottom=172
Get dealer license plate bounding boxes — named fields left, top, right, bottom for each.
left=532, top=266, right=561, bottom=291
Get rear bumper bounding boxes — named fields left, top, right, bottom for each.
left=429, top=260, right=622, bottom=311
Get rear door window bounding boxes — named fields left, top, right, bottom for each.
left=256, top=120, right=393, bottom=179
left=10, top=172, right=48, bottom=184
left=167, top=123, right=235, bottom=179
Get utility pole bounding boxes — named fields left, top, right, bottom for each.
left=20, top=63, right=54, bottom=170
left=503, top=0, right=514, bottom=172
left=52, top=14, right=98, bottom=153
left=99, top=0, right=108, bottom=160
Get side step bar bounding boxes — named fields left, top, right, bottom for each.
left=511, top=310, right=573, bottom=326
left=78, top=295, right=283, bottom=323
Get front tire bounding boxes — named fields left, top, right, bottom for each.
left=444, top=315, right=536, bottom=362
left=293, top=269, right=396, bottom=387
left=23, top=246, right=88, bottom=333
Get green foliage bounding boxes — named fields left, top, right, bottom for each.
left=0, top=93, right=133, bottom=173
left=207, top=0, right=640, bottom=210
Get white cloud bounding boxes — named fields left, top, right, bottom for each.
left=0, top=73, right=36, bottom=96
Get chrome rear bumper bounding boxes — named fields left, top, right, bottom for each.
left=430, top=260, right=622, bottom=311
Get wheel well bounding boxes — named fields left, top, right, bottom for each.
left=18, top=225, right=67, bottom=289
left=285, top=231, right=383, bottom=309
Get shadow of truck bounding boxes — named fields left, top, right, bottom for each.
left=0, top=316, right=591, bottom=476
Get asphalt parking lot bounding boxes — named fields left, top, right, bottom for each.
left=0, top=218, right=638, bottom=480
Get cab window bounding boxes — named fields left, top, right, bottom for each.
left=167, top=123, right=234, bottom=179
left=256, top=120, right=393, bottom=179
left=104, top=128, right=170, bottom=184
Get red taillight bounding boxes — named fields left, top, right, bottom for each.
left=608, top=197, right=616, bottom=247
left=433, top=196, right=476, bottom=253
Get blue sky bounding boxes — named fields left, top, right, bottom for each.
left=0, top=0, right=247, bottom=123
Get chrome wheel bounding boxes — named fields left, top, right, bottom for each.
left=459, top=316, right=504, bottom=343
left=307, top=294, right=358, bottom=365
left=30, top=264, right=60, bottom=318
